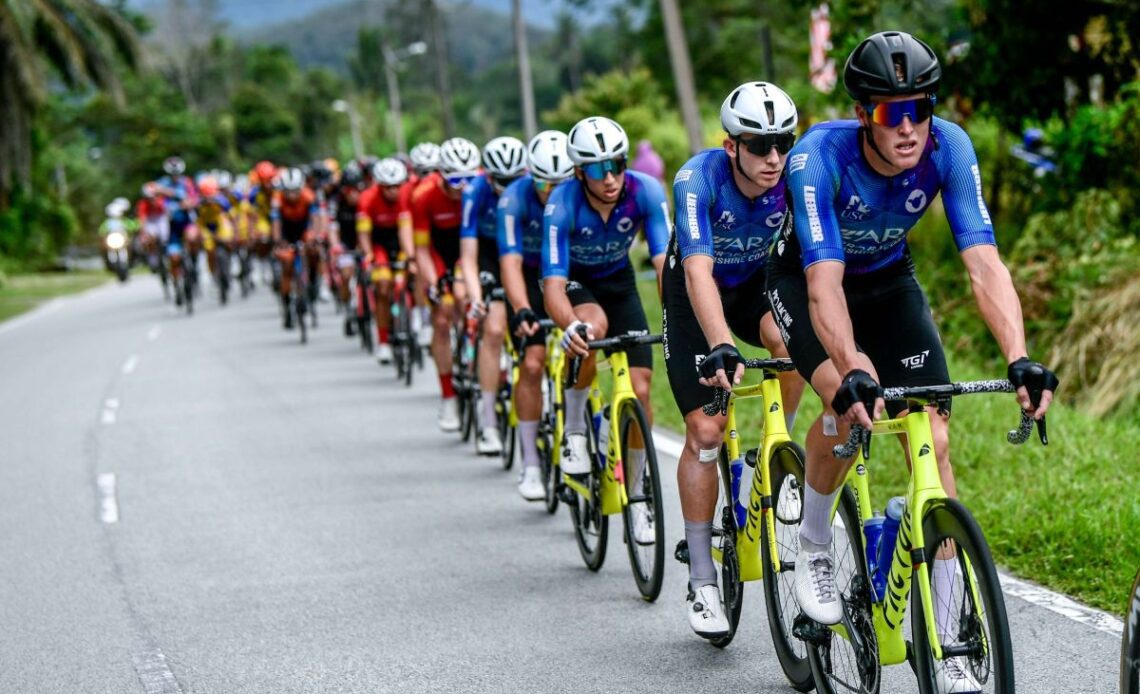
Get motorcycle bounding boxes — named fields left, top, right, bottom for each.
left=102, top=225, right=131, bottom=283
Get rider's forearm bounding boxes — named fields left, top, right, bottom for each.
left=963, top=245, right=1028, bottom=363
left=271, top=221, right=281, bottom=243
left=652, top=253, right=665, bottom=301
left=542, top=277, right=577, bottom=329
left=500, top=256, right=529, bottom=312
left=460, top=238, right=481, bottom=304
left=397, top=216, right=414, bottom=260
left=415, top=245, right=437, bottom=287
left=806, top=263, right=861, bottom=376
left=684, top=257, right=733, bottom=348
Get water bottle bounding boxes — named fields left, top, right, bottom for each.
left=596, top=405, right=610, bottom=467
left=729, top=458, right=747, bottom=529
left=874, top=496, right=906, bottom=601
left=863, top=516, right=885, bottom=601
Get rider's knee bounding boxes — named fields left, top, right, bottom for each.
left=483, top=318, right=505, bottom=343
left=686, top=415, right=725, bottom=453
left=522, top=349, right=545, bottom=379
left=632, top=371, right=651, bottom=403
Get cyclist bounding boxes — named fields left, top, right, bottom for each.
left=767, top=31, right=1058, bottom=691
left=329, top=162, right=367, bottom=336
left=406, top=142, right=442, bottom=342
left=195, top=174, right=236, bottom=293
left=461, top=135, right=528, bottom=456
left=136, top=182, right=169, bottom=268
left=541, top=116, right=670, bottom=543
left=358, top=157, right=411, bottom=364
left=411, top=137, right=482, bottom=431
left=156, top=156, right=200, bottom=298
left=248, top=160, right=278, bottom=280
left=498, top=129, right=574, bottom=499
left=272, top=167, right=319, bottom=329
left=662, top=81, right=806, bottom=639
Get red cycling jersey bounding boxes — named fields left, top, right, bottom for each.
left=357, top=184, right=406, bottom=260
left=410, top=174, right=463, bottom=275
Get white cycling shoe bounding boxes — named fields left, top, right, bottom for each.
left=794, top=546, right=844, bottom=625
left=437, top=398, right=460, bottom=433
left=376, top=343, right=393, bottom=364
left=476, top=428, right=503, bottom=456
left=687, top=584, right=730, bottom=639
left=935, top=656, right=983, bottom=693
left=517, top=467, right=544, bottom=501
left=560, top=432, right=591, bottom=475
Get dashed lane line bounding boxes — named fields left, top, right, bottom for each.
left=122, top=355, right=140, bottom=375
left=96, top=473, right=119, bottom=524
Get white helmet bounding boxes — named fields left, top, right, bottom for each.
left=409, top=142, right=440, bottom=172
left=720, top=82, right=798, bottom=136
left=105, top=200, right=127, bottom=218
left=527, top=130, right=574, bottom=181
left=214, top=170, right=234, bottom=189
left=567, top=116, right=629, bottom=165
left=279, top=167, right=305, bottom=192
left=373, top=158, right=408, bottom=187
left=438, top=137, right=481, bottom=175
left=481, top=136, right=527, bottom=178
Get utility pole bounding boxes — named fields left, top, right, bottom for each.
left=659, top=0, right=702, bottom=154
left=427, top=0, right=456, bottom=137
left=382, top=40, right=428, bottom=153
left=513, top=0, right=538, bottom=140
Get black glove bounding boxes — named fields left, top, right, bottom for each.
left=699, top=343, right=743, bottom=380
left=832, top=369, right=883, bottom=417
left=1007, top=357, right=1059, bottom=408
left=510, top=307, right=539, bottom=334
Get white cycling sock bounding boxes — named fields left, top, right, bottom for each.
left=799, top=482, right=839, bottom=549
left=933, top=557, right=959, bottom=642
left=564, top=387, right=588, bottom=435
left=684, top=520, right=717, bottom=589
left=480, top=390, right=497, bottom=431
left=518, top=420, right=540, bottom=468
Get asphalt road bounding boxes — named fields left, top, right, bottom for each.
left=0, top=276, right=1122, bottom=693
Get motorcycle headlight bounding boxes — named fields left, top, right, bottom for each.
left=106, top=232, right=126, bottom=250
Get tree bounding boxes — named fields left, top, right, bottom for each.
left=0, top=0, right=140, bottom=205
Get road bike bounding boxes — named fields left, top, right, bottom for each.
left=675, top=357, right=812, bottom=688
left=562, top=331, right=666, bottom=601
left=538, top=326, right=569, bottom=514
left=795, top=379, right=1047, bottom=694
left=389, top=260, right=422, bottom=386
left=1123, top=566, right=1140, bottom=694
left=351, top=251, right=375, bottom=354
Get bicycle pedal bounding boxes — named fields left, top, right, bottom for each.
left=674, top=539, right=690, bottom=565
left=792, top=614, right=830, bottom=645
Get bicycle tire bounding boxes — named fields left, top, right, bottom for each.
left=295, top=285, right=308, bottom=345
left=911, top=498, right=1014, bottom=694
left=618, top=398, right=664, bottom=602
left=499, top=387, right=515, bottom=471
left=760, top=442, right=814, bottom=690
left=709, top=444, right=744, bottom=648
left=804, top=486, right=880, bottom=694
left=539, top=425, right=559, bottom=514
left=1123, top=568, right=1140, bottom=694
left=570, top=399, right=608, bottom=571
left=184, top=272, right=194, bottom=315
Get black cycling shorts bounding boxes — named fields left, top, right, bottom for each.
left=477, top=236, right=501, bottom=290
left=564, top=263, right=652, bottom=369
left=505, top=264, right=549, bottom=350
left=281, top=219, right=308, bottom=245
left=662, top=246, right=772, bottom=415
left=766, top=223, right=950, bottom=415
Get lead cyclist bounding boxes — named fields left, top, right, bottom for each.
left=766, top=31, right=1059, bottom=693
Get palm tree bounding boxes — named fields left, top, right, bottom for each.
left=0, top=0, right=139, bottom=206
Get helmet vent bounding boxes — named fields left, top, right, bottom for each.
left=738, top=117, right=762, bottom=129
left=764, top=101, right=775, bottom=127
left=892, top=53, right=907, bottom=84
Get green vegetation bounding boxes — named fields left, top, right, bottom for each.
left=0, top=271, right=109, bottom=323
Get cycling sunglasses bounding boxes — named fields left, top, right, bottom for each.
left=533, top=177, right=566, bottom=193
left=491, top=174, right=521, bottom=191
left=581, top=157, right=627, bottom=181
left=737, top=132, right=797, bottom=157
left=864, top=96, right=936, bottom=128
left=444, top=172, right=478, bottom=189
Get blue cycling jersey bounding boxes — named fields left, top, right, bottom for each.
left=786, top=117, right=995, bottom=274
left=460, top=175, right=499, bottom=243
left=673, top=148, right=788, bottom=289
left=542, top=170, right=670, bottom=280
left=497, top=174, right=547, bottom=269
left=158, top=175, right=195, bottom=225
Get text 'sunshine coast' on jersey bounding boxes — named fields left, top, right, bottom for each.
left=786, top=117, right=996, bottom=274
left=672, top=148, right=788, bottom=289
left=461, top=175, right=500, bottom=244
left=497, top=174, right=549, bottom=269
left=542, top=170, right=671, bottom=280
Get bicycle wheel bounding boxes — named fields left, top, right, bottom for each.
left=708, top=446, right=743, bottom=648
left=1123, top=568, right=1140, bottom=694
left=540, top=375, right=560, bottom=514
left=618, top=398, right=664, bottom=601
left=569, top=399, right=608, bottom=571
left=911, top=498, right=1014, bottom=694
left=499, top=386, right=516, bottom=471
left=295, top=285, right=308, bottom=345
left=803, top=486, right=880, bottom=694
left=760, top=442, right=814, bottom=690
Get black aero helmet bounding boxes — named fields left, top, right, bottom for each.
left=843, top=31, right=941, bottom=102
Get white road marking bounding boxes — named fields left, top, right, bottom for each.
left=101, top=397, right=120, bottom=424
left=96, top=473, right=119, bottom=524
left=132, top=641, right=184, bottom=694
left=147, top=325, right=162, bottom=341
left=122, top=355, right=140, bottom=375
left=650, top=428, right=1124, bottom=637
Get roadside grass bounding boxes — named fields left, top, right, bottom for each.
left=635, top=275, right=1140, bottom=615
left=0, top=270, right=109, bottom=323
